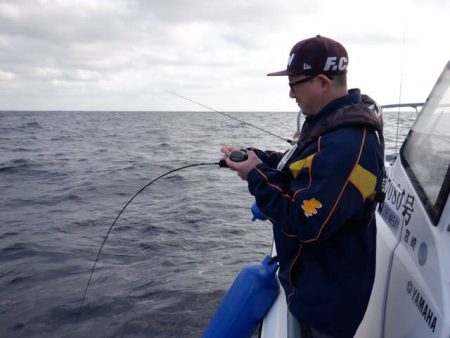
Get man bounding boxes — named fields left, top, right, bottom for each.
left=222, top=35, right=385, bottom=338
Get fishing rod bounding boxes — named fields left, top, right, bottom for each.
left=167, top=90, right=295, bottom=145
left=79, top=162, right=216, bottom=317
left=78, top=152, right=248, bottom=317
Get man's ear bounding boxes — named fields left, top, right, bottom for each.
left=317, top=74, right=332, bottom=88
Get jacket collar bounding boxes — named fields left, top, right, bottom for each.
left=306, top=88, right=361, bottom=123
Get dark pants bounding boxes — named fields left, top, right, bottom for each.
left=288, top=311, right=337, bottom=338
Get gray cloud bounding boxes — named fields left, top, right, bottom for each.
left=0, top=0, right=293, bottom=104
left=0, top=0, right=448, bottom=110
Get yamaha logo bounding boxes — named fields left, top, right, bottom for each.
left=407, top=281, right=413, bottom=294
left=408, top=280, right=438, bottom=333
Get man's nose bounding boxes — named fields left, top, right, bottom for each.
left=289, top=88, right=295, bottom=98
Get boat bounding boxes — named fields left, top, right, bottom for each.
left=258, top=60, right=450, bottom=337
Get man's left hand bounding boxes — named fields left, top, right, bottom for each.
left=224, top=150, right=262, bottom=180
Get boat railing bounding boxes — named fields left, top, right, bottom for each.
left=381, top=102, right=424, bottom=112
left=296, top=102, right=426, bottom=162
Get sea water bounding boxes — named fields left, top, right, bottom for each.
left=0, top=110, right=415, bottom=337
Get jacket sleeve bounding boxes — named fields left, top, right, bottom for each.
left=247, top=128, right=371, bottom=243
left=249, top=148, right=284, bottom=169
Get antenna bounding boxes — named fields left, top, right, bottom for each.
left=395, top=26, right=407, bottom=153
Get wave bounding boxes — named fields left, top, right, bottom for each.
left=21, top=121, right=42, bottom=129
left=0, top=159, right=37, bottom=173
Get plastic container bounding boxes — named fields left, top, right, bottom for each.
left=202, top=255, right=279, bottom=338
left=251, top=202, right=268, bottom=221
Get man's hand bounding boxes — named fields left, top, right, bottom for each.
left=221, top=145, right=240, bottom=156
left=221, top=147, right=262, bottom=180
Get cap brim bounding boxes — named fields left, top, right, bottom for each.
left=267, top=69, right=290, bottom=76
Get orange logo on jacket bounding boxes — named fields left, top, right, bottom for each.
left=302, top=198, right=322, bottom=217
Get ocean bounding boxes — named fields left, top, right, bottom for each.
left=0, top=110, right=415, bottom=337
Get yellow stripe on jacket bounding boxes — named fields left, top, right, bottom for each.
left=289, top=154, right=315, bottom=178
left=349, top=164, right=377, bottom=200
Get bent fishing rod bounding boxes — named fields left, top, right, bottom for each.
left=78, top=151, right=248, bottom=317
left=80, top=94, right=292, bottom=314
left=79, top=92, right=295, bottom=317
left=166, top=90, right=295, bottom=145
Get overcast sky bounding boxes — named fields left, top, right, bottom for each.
left=0, top=0, right=449, bottom=111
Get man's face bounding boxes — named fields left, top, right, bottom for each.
left=288, top=75, right=319, bottom=116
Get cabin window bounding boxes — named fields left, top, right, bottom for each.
left=401, top=64, right=450, bottom=224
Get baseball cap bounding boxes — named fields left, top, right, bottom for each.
left=267, top=35, right=348, bottom=77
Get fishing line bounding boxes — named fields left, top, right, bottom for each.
left=167, top=90, right=294, bottom=145
left=78, top=161, right=219, bottom=317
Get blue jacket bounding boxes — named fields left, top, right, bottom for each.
left=247, top=89, right=384, bottom=338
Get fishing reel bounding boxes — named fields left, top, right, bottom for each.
left=219, top=149, right=248, bottom=167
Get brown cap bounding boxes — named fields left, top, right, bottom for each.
left=267, top=35, right=348, bottom=77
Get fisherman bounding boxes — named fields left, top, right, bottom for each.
left=222, top=35, right=385, bottom=338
